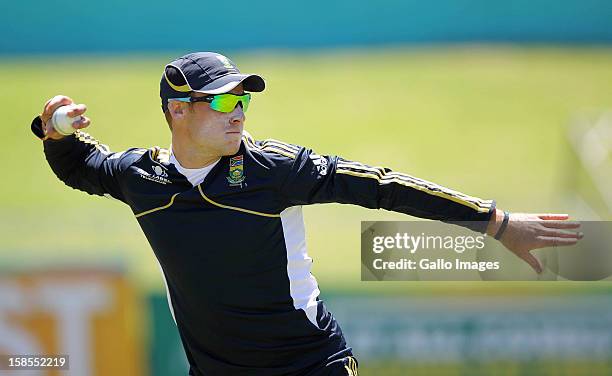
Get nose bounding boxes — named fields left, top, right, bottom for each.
left=229, top=103, right=245, bottom=125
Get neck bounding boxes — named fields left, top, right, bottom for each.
left=171, top=137, right=220, bottom=169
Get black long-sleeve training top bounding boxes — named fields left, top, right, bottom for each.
left=32, top=116, right=495, bottom=375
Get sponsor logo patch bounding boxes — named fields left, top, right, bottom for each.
left=153, top=165, right=168, bottom=177
left=309, top=153, right=328, bottom=176
left=135, top=166, right=172, bottom=185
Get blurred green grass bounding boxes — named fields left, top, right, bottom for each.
left=359, top=360, right=612, bottom=376
left=2, top=46, right=612, bottom=293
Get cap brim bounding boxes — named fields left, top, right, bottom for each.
left=192, top=73, right=265, bottom=94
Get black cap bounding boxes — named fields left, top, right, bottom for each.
left=160, top=52, right=265, bottom=112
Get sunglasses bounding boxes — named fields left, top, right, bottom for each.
left=168, top=93, right=251, bottom=113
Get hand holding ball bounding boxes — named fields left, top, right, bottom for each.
left=51, top=105, right=82, bottom=135
left=40, top=96, right=90, bottom=140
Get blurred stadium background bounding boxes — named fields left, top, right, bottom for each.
left=2, top=1, right=612, bottom=375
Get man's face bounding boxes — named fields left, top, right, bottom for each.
left=172, top=83, right=246, bottom=157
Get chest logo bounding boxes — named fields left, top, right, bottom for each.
left=135, top=166, right=172, bottom=185
left=227, top=155, right=246, bottom=187
left=153, top=165, right=168, bottom=177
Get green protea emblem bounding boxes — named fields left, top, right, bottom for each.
left=227, top=155, right=245, bottom=186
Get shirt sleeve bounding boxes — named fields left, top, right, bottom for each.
left=256, top=137, right=495, bottom=233
left=32, top=115, right=140, bottom=203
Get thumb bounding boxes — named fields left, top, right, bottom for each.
left=519, top=251, right=543, bottom=274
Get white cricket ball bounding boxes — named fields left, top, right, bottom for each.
left=51, top=105, right=83, bottom=136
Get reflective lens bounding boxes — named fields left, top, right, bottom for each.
left=168, top=93, right=252, bottom=113
left=210, top=93, right=251, bottom=113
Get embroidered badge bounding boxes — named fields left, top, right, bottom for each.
left=227, top=155, right=246, bottom=186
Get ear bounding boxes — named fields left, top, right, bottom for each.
left=168, top=101, right=187, bottom=121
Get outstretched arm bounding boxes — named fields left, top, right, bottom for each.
left=257, top=138, right=582, bottom=273
left=261, top=138, right=495, bottom=232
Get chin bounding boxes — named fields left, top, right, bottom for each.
left=224, top=141, right=241, bottom=156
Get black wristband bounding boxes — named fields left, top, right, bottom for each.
left=494, top=210, right=510, bottom=240
left=31, top=115, right=46, bottom=140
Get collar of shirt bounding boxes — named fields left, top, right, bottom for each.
left=169, top=145, right=221, bottom=187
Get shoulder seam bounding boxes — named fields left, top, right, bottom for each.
left=243, top=135, right=300, bottom=160
left=148, top=146, right=171, bottom=164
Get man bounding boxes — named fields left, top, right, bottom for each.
left=31, top=52, right=582, bottom=375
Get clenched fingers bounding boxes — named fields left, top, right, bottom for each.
left=42, top=95, right=73, bottom=123
left=72, top=116, right=91, bottom=130
left=66, top=104, right=87, bottom=117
